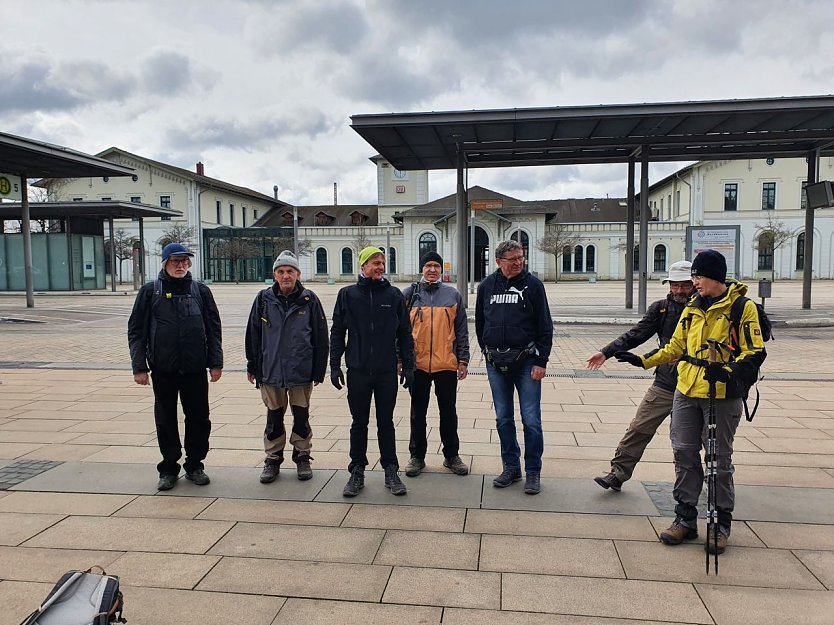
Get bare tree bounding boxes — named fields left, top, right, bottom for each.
left=755, top=214, right=793, bottom=280
left=159, top=223, right=196, bottom=248
left=351, top=229, right=373, bottom=255
left=537, top=225, right=581, bottom=282
left=213, top=238, right=260, bottom=284
left=105, top=228, right=138, bottom=284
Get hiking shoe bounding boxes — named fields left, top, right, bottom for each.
left=404, top=457, right=425, bottom=477
left=384, top=466, right=407, bottom=496
left=342, top=467, right=364, bottom=497
left=493, top=467, right=522, bottom=488
left=443, top=455, right=469, bottom=475
left=660, top=520, right=699, bottom=545
left=524, top=472, right=541, bottom=495
left=594, top=472, right=623, bottom=492
left=185, top=469, right=210, bottom=486
left=260, top=463, right=280, bottom=484
left=296, top=457, right=313, bottom=481
left=704, top=527, right=729, bottom=555
left=157, top=474, right=177, bottom=491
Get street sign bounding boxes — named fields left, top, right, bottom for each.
left=470, top=199, right=503, bottom=210
left=0, top=173, right=22, bottom=201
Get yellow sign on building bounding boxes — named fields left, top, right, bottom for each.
left=0, top=173, right=22, bottom=201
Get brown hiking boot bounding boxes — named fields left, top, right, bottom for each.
left=704, top=527, right=729, bottom=554
left=660, top=520, right=698, bottom=545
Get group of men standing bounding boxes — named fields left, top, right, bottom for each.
left=127, top=240, right=765, bottom=555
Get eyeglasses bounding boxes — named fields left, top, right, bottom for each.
left=499, top=255, right=525, bottom=264
left=168, top=258, right=190, bottom=266
left=690, top=273, right=703, bottom=279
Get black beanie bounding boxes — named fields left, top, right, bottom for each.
left=691, top=249, right=727, bottom=283
left=420, top=251, right=443, bottom=270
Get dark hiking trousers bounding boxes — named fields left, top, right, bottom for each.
left=346, top=369, right=399, bottom=472
left=151, top=371, right=211, bottom=475
left=409, top=369, right=460, bottom=460
left=609, top=385, right=674, bottom=483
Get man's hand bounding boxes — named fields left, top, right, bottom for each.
left=457, top=362, right=468, bottom=381
left=331, top=367, right=345, bottom=390
left=704, top=363, right=731, bottom=384
left=209, top=368, right=222, bottom=382
left=531, top=365, right=546, bottom=381
left=586, top=352, right=607, bottom=370
left=133, top=372, right=149, bottom=386
left=615, top=351, right=644, bottom=368
left=247, top=372, right=256, bottom=385
left=400, top=369, right=414, bottom=390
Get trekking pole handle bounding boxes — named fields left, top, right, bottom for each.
left=707, top=338, right=718, bottom=364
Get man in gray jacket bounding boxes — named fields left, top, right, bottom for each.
left=245, top=251, right=329, bottom=483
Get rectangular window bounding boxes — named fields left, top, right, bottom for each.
left=159, top=195, right=171, bottom=209
left=130, top=196, right=141, bottom=203
left=216, top=200, right=221, bottom=224
left=161, top=216, right=172, bottom=221
left=100, top=197, right=111, bottom=201
left=242, top=206, right=247, bottom=228
left=230, top=203, right=235, bottom=226
left=675, top=190, right=680, bottom=216
left=762, top=182, right=776, bottom=210
left=800, top=181, right=808, bottom=210
left=724, top=183, right=738, bottom=211
left=253, top=209, right=259, bottom=220
left=72, top=197, right=83, bottom=201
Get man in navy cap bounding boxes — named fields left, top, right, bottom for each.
left=128, top=242, right=223, bottom=491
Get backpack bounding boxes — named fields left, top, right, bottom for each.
left=727, top=296, right=772, bottom=421
left=19, top=567, right=125, bottom=625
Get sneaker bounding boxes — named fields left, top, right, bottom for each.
left=594, top=472, right=623, bottom=492
left=704, top=526, right=729, bottom=555
left=384, top=466, right=408, bottom=496
left=443, top=455, right=469, bottom=476
left=493, top=467, right=522, bottom=488
left=660, top=519, right=699, bottom=545
left=185, top=469, right=210, bottom=486
left=260, top=463, right=280, bottom=484
left=296, top=457, right=313, bottom=481
left=342, top=467, right=365, bottom=497
left=523, top=472, right=541, bottom=495
left=404, top=457, right=425, bottom=477
left=157, top=474, right=177, bottom=491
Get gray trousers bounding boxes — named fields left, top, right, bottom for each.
left=670, top=390, right=742, bottom=533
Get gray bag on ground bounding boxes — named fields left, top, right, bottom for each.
left=19, top=567, right=125, bottom=625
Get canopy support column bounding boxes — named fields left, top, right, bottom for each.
left=638, top=147, right=650, bottom=314
left=626, top=157, right=635, bottom=309
left=108, top=217, right=117, bottom=292
left=455, top=146, right=468, bottom=307
left=20, top=175, right=35, bottom=308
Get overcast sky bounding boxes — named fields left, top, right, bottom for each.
left=3, top=0, right=833, bottom=205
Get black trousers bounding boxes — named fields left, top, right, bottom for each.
left=346, top=369, right=399, bottom=472
left=151, top=371, right=211, bottom=475
left=409, top=369, right=460, bottom=460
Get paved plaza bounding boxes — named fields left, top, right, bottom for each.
left=0, top=280, right=833, bottom=624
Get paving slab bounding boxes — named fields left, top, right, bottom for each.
left=271, top=598, right=442, bottom=625
left=10, top=462, right=158, bottom=495
left=316, top=470, right=483, bottom=508
left=501, top=573, right=713, bottom=623
left=113, top=495, right=214, bottom=519
left=734, top=485, right=834, bottom=523
left=792, top=550, right=834, bottom=590
left=373, top=529, right=480, bottom=569
left=121, top=586, right=284, bottom=625
left=442, top=608, right=693, bottom=625
left=0, top=545, right=123, bottom=582
left=0, top=491, right=135, bottom=516
left=0, top=580, right=54, bottom=625
left=341, top=503, right=465, bottom=532
left=465, top=509, right=657, bottom=541
left=157, top=466, right=337, bottom=500
left=480, top=534, right=625, bottom=577
left=0, top=512, right=64, bottom=546
left=382, top=566, right=501, bottom=609
left=198, top=498, right=349, bottom=526
left=208, top=522, right=384, bottom=563
left=108, top=552, right=220, bottom=589
left=198, top=556, right=391, bottom=601
left=22, top=515, right=233, bottom=554
left=480, top=476, right=658, bottom=515
left=696, top=583, right=834, bottom=625
left=747, top=521, right=834, bottom=549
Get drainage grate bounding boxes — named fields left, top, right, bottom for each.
left=0, top=317, right=44, bottom=324
left=643, top=481, right=708, bottom=518
left=0, top=459, right=63, bottom=490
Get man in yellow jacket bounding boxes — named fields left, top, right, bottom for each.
left=616, top=249, right=766, bottom=555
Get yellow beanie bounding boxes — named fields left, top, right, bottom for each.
left=359, top=245, right=384, bottom=266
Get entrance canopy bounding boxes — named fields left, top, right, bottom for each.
left=0, top=200, right=179, bottom=221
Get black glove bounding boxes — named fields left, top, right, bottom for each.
left=614, top=351, right=644, bottom=368
left=704, top=363, right=731, bottom=384
left=400, top=369, right=414, bottom=390
left=330, top=367, right=345, bottom=390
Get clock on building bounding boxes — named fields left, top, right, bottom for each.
left=393, top=169, right=408, bottom=180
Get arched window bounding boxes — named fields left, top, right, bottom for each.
left=315, top=247, right=327, bottom=274
left=562, top=246, right=571, bottom=272
left=388, top=247, right=397, bottom=273
left=418, top=232, right=437, bottom=259
left=757, top=232, right=774, bottom=271
left=573, top=246, right=584, bottom=273
left=510, top=230, right=530, bottom=257
left=796, top=232, right=805, bottom=270
left=633, top=245, right=640, bottom=272
left=585, top=245, right=596, bottom=272
left=341, top=247, right=353, bottom=274
left=653, top=244, right=667, bottom=272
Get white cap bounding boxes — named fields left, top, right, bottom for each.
left=662, top=260, right=693, bottom=283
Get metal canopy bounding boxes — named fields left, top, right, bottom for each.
left=351, top=95, right=834, bottom=171
left=0, top=131, right=136, bottom=178
left=0, top=201, right=180, bottom=220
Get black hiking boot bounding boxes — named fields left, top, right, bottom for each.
left=185, top=469, right=210, bottom=486
left=594, top=472, right=623, bottom=492
left=404, top=457, right=425, bottom=477
left=524, top=472, right=541, bottom=495
left=260, top=463, right=280, bottom=484
left=493, top=467, right=522, bottom=488
left=342, top=467, right=364, bottom=497
left=296, top=456, right=313, bottom=481
left=384, top=466, right=407, bottom=496
left=443, top=455, right=469, bottom=475
left=157, top=474, right=178, bottom=491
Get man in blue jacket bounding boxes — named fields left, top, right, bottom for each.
left=245, top=250, right=328, bottom=483
left=128, top=243, right=223, bottom=491
left=330, top=246, right=415, bottom=497
left=476, top=240, right=553, bottom=495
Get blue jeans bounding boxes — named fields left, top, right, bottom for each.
left=486, top=358, right=544, bottom=473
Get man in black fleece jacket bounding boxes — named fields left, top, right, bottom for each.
left=330, top=246, right=415, bottom=497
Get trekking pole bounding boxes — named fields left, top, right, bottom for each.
left=706, top=338, right=719, bottom=575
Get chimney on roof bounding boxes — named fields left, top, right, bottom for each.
left=196, top=162, right=204, bottom=176
left=334, top=182, right=338, bottom=206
